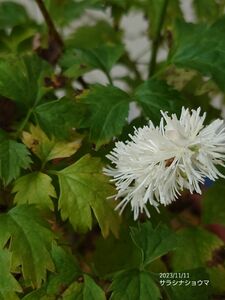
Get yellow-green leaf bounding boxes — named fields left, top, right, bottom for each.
left=13, top=172, right=56, bottom=210
left=22, top=124, right=82, bottom=163
left=57, top=154, right=120, bottom=237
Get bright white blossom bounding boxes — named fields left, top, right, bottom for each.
left=104, top=107, right=225, bottom=220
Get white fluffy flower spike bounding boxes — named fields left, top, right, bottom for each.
left=104, top=107, right=225, bottom=220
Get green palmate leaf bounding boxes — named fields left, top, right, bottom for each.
left=23, top=244, right=81, bottom=300
left=130, top=222, right=177, bottom=266
left=62, top=274, right=106, bottom=300
left=202, top=179, right=225, bottom=226
left=45, top=245, right=81, bottom=296
left=135, top=79, right=182, bottom=123
left=0, top=54, right=50, bottom=107
left=0, top=249, right=22, bottom=300
left=193, top=0, right=220, bottom=22
left=66, top=21, right=121, bottom=49
left=57, top=154, right=120, bottom=237
left=60, top=49, right=93, bottom=78
left=169, top=17, right=225, bottom=91
left=110, top=269, right=161, bottom=300
left=46, top=0, right=101, bottom=26
left=80, top=85, right=130, bottom=148
left=0, top=1, right=29, bottom=29
left=12, top=172, right=56, bottom=210
left=0, top=205, right=55, bottom=288
left=0, top=25, right=37, bottom=53
left=0, top=139, right=31, bottom=185
left=171, top=227, right=224, bottom=271
left=165, top=268, right=211, bottom=300
left=22, top=125, right=82, bottom=163
left=77, top=45, right=124, bottom=74
left=61, top=44, right=124, bottom=78
left=148, top=258, right=167, bottom=273
left=93, top=229, right=141, bottom=278
left=208, top=265, right=225, bottom=294
left=34, top=98, right=87, bottom=139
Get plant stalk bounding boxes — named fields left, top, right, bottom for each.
left=148, top=0, right=169, bottom=77
left=35, top=0, right=63, bottom=47
left=15, top=108, right=33, bottom=138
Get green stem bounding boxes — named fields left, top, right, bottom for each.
left=47, top=170, right=58, bottom=176
left=15, top=108, right=33, bottom=138
left=148, top=0, right=169, bottom=77
left=121, top=52, right=142, bottom=83
left=41, top=159, right=48, bottom=171
left=105, top=70, right=113, bottom=85
left=151, top=61, right=169, bottom=79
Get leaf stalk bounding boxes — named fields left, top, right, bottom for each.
left=148, top=0, right=169, bottom=77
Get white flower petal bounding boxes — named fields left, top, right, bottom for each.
left=104, top=107, right=225, bottom=220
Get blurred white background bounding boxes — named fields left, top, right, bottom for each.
left=7, top=0, right=195, bottom=82
left=2, top=0, right=225, bottom=118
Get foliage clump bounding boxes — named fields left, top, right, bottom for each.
left=0, top=0, right=225, bottom=299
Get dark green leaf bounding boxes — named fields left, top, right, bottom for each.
left=171, top=227, right=223, bottom=271
left=80, top=85, right=130, bottom=148
left=169, top=17, right=225, bottom=91
left=0, top=139, right=31, bottom=185
left=0, top=54, right=50, bottom=107
left=23, top=244, right=81, bottom=299
left=66, top=21, right=121, bottom=49
left=0, top=1, right=29, bottom=29
left=135, top=79, right=182, bottom=123
left=193, top=0, right=220, bottom=22
left=60, top=49, right=93, bottom=78
left=0, top=205, right=55, bottom=288
left=0, top=25, right=37, bottom=53
left=0, top=129, right=7, bottom=141
left=34, top=98, right=87, bottom=139
left=46, top=0, right=101, bottom=26
left=0, top=249, right=22, bottom=300
left=165, top=268, right=211, bottom=300
left=202, top=179, right=225, bottom=226
left=62, top=274, right=106, bottom=300
left=130, top=222, right=177, bottom=266
left=110, top=269, right=161, bottom=300
left=93, top=229, right=141, bottom=278
left=61, top=45, right=124, bottom=78
left=207, top=265, right=225, bottom=294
